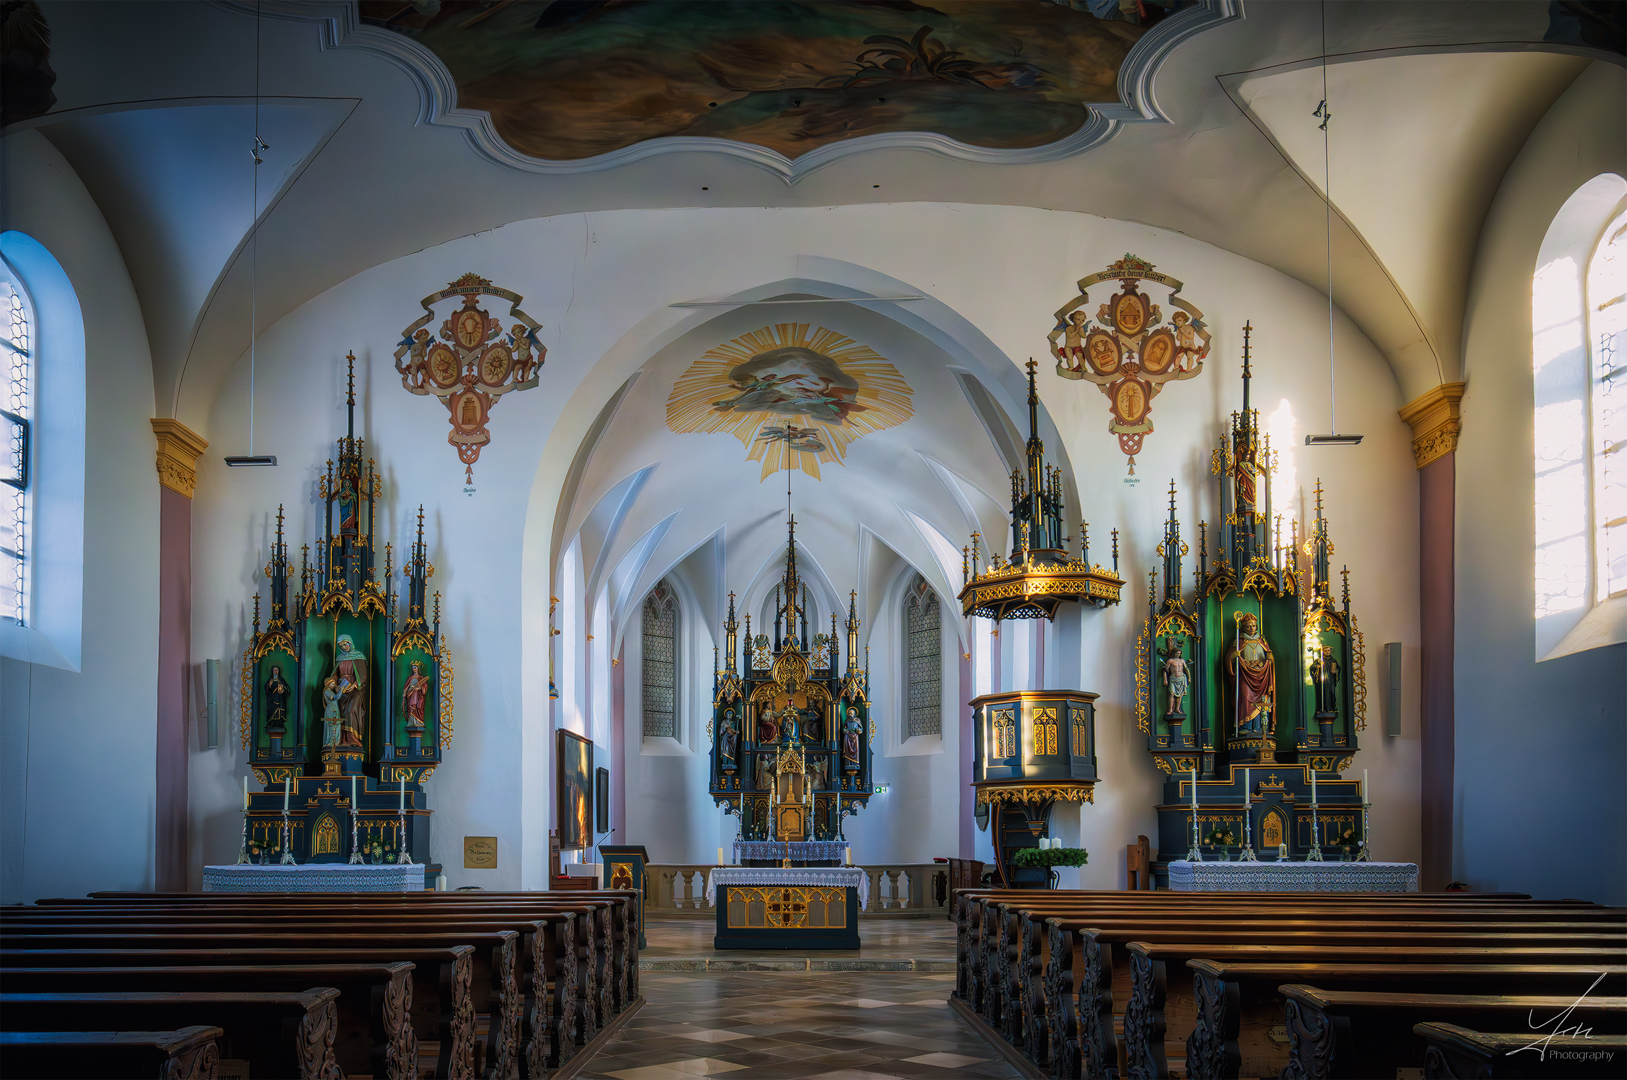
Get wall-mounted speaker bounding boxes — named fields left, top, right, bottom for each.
left=200, top=659, right=220, bottom=749
left=1384, top=643, right=1402, bottom=737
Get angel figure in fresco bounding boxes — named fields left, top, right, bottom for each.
left=1158, top=637, right=1190, bottom=717
left=319, top=674, right=343, bottom=748
left=712, top=347, right=868, bottom=426
left=332, top=634, right=368, bottom=748
left=1058, top=310, right=1090, bottom=369
left=1224, top=613, right=1275, bottom=739
left=511, top=324, right=540, bottom=382
left=265, top=665, right=290, bottom=734
left=401, top=661, right=430, bottom=733
left=756, top=424, right=828, bottom=453
left=842, top=705, right=863, bottom=769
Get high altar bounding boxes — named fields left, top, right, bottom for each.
left=707, top=517, right=874, bottom=946
left=237, top=357, right=450, bottom=869
left=1135, top=330, right=1371, bottom=880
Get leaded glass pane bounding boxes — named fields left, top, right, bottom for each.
left=0, top=271, right=31, bottom=625
left=642, top=582, right=678, bottom=738
left=906, top=582, right=941, bottom=737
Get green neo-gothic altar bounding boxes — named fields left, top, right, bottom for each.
left=239, top=357, right=452, bottom=865
left=1136, top=328, right=1369, bottom=878
left=708, top=518, right=875, bottom=847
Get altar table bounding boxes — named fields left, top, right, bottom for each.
left=203, top=863, right=426, bottom=893
left=1166, top=859, right=1419, bottom=893
left=706, top=866, right=867, bottom=950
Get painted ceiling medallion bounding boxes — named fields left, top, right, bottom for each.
left=1050, top=253, right=1210, bottom=475
left=323, top=0, right=1242, bottom=180
left=394, top=273, right=544, bottom=490
left=667, top=323, right=913, bottom=481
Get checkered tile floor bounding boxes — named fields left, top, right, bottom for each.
left=577, top=971, right=1019, bottom=1080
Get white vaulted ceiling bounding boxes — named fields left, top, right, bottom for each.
left=9, top=0, right=1621, bottom=423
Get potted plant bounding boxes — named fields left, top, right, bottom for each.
left=1013, top=846, right=1089, bottom=889
left=1202, top=827, right=1236, bottom=858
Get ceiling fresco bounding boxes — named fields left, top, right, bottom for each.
left=357, top=0, right=1149, bottom=160
left=665, top=323, right=914, bottom=481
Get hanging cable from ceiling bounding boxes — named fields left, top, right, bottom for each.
left=226, top=0, right=277, bottom=466
left=1305, top=0, right=1362, bottom=447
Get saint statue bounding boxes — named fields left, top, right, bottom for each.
left=1158, top=637, right=1189, bottom=718
left=842, top=705, right=863, bottom=769
left=753, top=754, right=772, bottom=792
left=319, top=674, right=343, bottom=748
left=265, top=665, right=290, bottom=734
left=778, top=705, right=799, bottom=744
left=332, top=634, right=368, bottom=748
left=401, top=660, right=430, bottom=733
left=805, top=706, right=825, bottom=745
left=1309, top=645, right=1341, bottom=718
left=755, top=706, right=779, bottom=745
left=718, top=709, right=739, bottom=769
left=1224, top=613, right=1275, bottom=739
left=809, top=756, right=830, bottom=788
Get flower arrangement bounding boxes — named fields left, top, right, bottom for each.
left=1203, top=828, right=1236, bottom=848
left=1013, top=846, right=1088, bottom=868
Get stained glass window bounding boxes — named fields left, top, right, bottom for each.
left=1589, top=211, right=1627, bottom=599
left=642, top=580, right=678, bottom=739
left=0, top=263, right=32, bottom=625
left=905, top=576, right=941, bottom=737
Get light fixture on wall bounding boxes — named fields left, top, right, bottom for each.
left=1305, top=1, right=1362, bottom=447
left=225, top=2, right=277, bottom=467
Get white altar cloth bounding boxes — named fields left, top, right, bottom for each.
left=706, top=866, right=869, bottom=910
left=203, top=863, right=426, bottom=893
left=1167, top=859, right=1418, bottom=893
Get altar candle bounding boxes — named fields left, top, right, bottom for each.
left=1362, top=769, right=1368, bottom=803
left=717, top=847, right=725, bottom=866
left=351, top=775, right=358, bottom=809
left=1243, top=768, right=1249, bottom=804
left=243, top=776, right=249, bottom=810
left=1311, top=768, right=1317, bottom=804
left=1278, top=843, right=1287, bottom=859
left=282, top=778, right=290, bottom=814
left=1191, top=767, right=1198, bottom=807
left=845, top=845, right=852, bottom=866
left=399, top=776, right=406, bottom=813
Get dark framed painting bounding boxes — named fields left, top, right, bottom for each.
left=595, top=767, right=610, bottom=835
left=557, top=730, right=593, bottom=850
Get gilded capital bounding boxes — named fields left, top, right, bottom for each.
left=150, top=418, right=209, bottom=498
left=1397, top=382, right=1465, bottom=470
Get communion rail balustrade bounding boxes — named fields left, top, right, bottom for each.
left=645, top=863, right=947, bottom=918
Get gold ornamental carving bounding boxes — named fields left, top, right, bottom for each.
left=150, top=418, right=209, bottom=498
left=974, top=782, right=1095, bottom=809
left=1397, top=382, right=1464, bottom=470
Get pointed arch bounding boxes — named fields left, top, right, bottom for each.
left=641, top=579, right=679, bottom=739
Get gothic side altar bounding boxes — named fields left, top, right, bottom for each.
left=707, top=866, right=866, bottom=951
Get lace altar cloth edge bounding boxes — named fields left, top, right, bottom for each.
left=1166, top=860, right=1419, bottom=893
left=706, top=866, right=870, bottom=910
left=203, top=863, right=427, bottom=893
left=732, top=840, right=850, bottom=861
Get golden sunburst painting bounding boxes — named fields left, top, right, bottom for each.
left=666, top=324, right=914, bottom=480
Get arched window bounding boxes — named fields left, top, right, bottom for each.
left=1533, top=176, right=1627, bottom=659
left=905, top=574, right=941, bottom=738
left=0, top=259, right=33, bottom=625
left=641, top=580, right=678, bottom=739
left=1588, top=210, right=1625, bottom=599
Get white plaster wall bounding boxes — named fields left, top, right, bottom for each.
left=0, top=130, right=161, bottom=903
left=1457, top=62, right=1627, bottom=906
left=187, top=203, right=1421, bottom=882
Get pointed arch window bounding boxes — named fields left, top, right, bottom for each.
left=905, top=575, right=941, bottom=738
left=641, top=580, right=678, bottom=739
left=1, top=260, right=33, bottom=625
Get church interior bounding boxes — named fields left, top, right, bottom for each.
left=1, top=1, right=1624, bottom=1078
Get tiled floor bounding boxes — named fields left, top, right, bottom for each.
left=577, top=971, right=1018, bottom=1080
left=641, top=916, right=957, bottom=963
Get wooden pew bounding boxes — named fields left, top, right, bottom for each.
left=1185, top=960, right=1627, bottom=1080
left=0, top=946, right=475, bottom=1080
left=0, top=1025, right=222, bottom=1080
left=0, top=990, right=341, bottom=1080
left=0, top=931, right=514, bottom=1080
left=1280, top=983, right=1627, bottom=1079
left=0, top=964, right=413, bottom=1080
left=1413, top=1021, right=1627, bottom=1079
